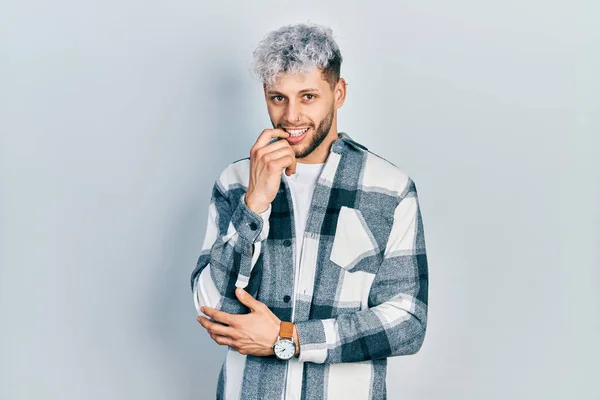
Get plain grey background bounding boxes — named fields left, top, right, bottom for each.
left=1, top=1, right=598, bottom=399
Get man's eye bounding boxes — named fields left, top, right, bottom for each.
left=304, top=94, right=316, bottom=100
left=271, top=96, right=284, bottom=102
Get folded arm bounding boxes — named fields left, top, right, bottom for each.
left=295, top=180, right=428, bottom=364
left=190, top=178, right=271, bottom=317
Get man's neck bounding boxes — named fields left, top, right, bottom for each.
left=297, top=130, right=339, bottom=164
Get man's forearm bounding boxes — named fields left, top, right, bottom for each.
left=294, top=297, right=426, bottom=364
left=191, top=181, right=272, bottom=316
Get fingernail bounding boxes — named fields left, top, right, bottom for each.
left=200, top=307, right=205, bottom=313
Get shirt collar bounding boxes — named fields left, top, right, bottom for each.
left=331, top=131, right=369, bottom=154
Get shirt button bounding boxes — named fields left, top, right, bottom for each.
left=249, top=222, right=258, bottom=231
left=283, top=239, right=292, bottom=247
left=283, top=295, right=291, bottom=303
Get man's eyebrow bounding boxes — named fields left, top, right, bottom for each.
left=267, top=88, right=320, bottom=95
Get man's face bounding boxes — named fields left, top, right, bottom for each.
left=264, top=68, right=342, bottom=160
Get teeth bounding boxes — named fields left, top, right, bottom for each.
left=286, top=128, right=309, bottom=136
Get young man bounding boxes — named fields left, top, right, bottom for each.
left=191, top=22, right=428, bottom=400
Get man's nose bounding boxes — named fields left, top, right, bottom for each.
left=284, top=101, right=302, bottom=124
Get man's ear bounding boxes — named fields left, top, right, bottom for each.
left=335, top=78, right=347, bottom=108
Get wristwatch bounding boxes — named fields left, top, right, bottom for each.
left=273, top=321, right=296, bottom=361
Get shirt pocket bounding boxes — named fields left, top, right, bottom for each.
left=329, top=205, right=383, bottom=273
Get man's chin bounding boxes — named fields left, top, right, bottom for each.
left=293, top=150, right=307, bottom=159
left=290, top=142, right=308, bottom=156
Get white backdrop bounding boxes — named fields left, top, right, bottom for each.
left=1, top=1, right=598, bottom=399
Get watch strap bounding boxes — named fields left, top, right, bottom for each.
left=280, top=321, right=294, bottom=339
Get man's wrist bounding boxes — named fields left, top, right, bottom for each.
left=245, top=191, right=269, bottom=215
left=293, top=323, right=300, bottom=356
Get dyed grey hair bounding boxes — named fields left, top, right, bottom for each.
left=251, top=22, right=343, bottom=89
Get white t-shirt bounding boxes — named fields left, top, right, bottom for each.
left=281, top=161, right=325, bottom=400
left=283, top=161, right=325, bottom=280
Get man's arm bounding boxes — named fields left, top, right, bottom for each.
left=295, top=179, right=428, bottom=364
left=190, top=175, right=271, bottom=317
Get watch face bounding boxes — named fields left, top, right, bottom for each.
left=274, top=339, right=295, bottom=360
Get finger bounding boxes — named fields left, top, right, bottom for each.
left=261, top=147, right=294, bottom=165
left=261, top=137, right=293, bottom=152
left=261, top=142, right=296, bottom=175
left=197, top=315, right=215, bottom=330
left=259, top=147, right=296, bottom=178
left=253, top=129, right=289, bottom=151
left=235, top=287, right=264, bottom=312
left=197, top=316, right=238, bottom=338
left=255, top=138, right=293, bottom=160
left=210, top=333, right=234, bottom=347
left=270, top=153, right=296, bottom=177
left=285, top=153, right=297, bottom=176
left=201, top=306, right=232, bottom=325
left=210, top=322, right=237, bottom=338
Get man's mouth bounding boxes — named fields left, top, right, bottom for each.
left=283, top=127, right=310, bottom=137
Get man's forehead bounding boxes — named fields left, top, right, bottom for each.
left=265, top=68, right=326, bottom=92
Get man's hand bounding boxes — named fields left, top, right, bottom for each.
left=246, top=129, right=296, bottom=214
left=197, top=287, right=281, bottom=356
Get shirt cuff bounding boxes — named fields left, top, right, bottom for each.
left=295, top=319, right=329, bottom=364
left=231, top=193, right=272, bottom=244
left=253, top=197, right=272, bottom=242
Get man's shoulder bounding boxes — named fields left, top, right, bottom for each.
left=360, top=148, right=413, bottom=198
left=214, top=157, right=251, bottom=194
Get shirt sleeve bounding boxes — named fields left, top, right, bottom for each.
left=295, top=179, right=428, bottom=364
left=190, top=178, right=272, bottom=317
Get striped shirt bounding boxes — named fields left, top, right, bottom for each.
left=191, top=132, right=429, bottom=400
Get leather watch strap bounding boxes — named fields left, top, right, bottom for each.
left=280, top=321, right=294, bottom=339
